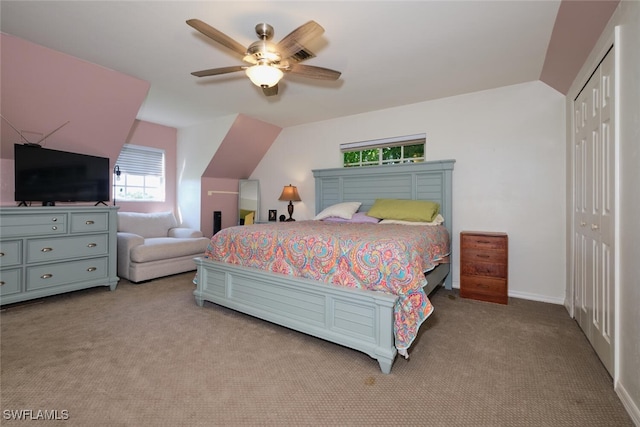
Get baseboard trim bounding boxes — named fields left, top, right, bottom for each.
left=508, top=290, right=565, bottom=305
left=616, top=381, right=640, bottom=426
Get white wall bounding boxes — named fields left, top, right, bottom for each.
left=251, top=80, right=567, bottom=304
left=176, top=114, right=236, bottom=229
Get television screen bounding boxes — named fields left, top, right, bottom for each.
left=14, top=144, right=110, bottom=205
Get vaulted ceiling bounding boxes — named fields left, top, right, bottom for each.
left=0, top=1, right=618, bottom=130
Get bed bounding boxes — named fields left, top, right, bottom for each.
left=194, top=159, right=455, bottom=373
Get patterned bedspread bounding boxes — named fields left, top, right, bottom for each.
left=204, top=221, right=450, bottom=352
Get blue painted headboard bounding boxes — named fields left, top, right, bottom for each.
left=312, top=159, right=455, bottom=237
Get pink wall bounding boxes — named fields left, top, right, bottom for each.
left=1, top=33, right=280, bottom=233
left=200, top=177, right=240, bottom=238
left=203, top=114, right=281, bottom=179
left=0, top=33, right=150, bottom=205
left=116, top=120, right=178, bottom=214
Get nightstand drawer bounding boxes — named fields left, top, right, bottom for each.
left=461, top=233, right=507, bottom=251
left=460, top=276, right=507, bottom=304
left=461, top=261, right=507, bottom=278
left=461, top=248, right=506, bottom=264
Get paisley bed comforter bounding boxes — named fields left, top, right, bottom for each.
left=204, top=221, right=450, bottom=352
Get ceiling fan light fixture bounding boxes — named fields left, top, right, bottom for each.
left=245, top=64, right=283, bottom=88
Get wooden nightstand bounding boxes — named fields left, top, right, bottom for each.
left=460, top=231, right=508, bottom=304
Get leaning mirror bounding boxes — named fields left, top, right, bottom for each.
left=238, top=179, right=260, bottom=225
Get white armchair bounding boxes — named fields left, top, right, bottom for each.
left=117, top=211, right=210, bottom=283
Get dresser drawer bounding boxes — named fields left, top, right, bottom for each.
left=461, top=233, right=507, bottom=251
left=0, top=214, right=67, bottom=237
left=26, top=257, right=108, bottom=290
left=27, top=234, right=108, bottom=263
left=461, top=248, right=507, bottom=265
left=460, top=276, right=508, bottom=304
left=0, top=240, right=22, bottom=267
left=461, top=261, right=507, bottom=278
left=71, top=212, right=109, bottom=233
left=0, top=269, right=22, bottom=296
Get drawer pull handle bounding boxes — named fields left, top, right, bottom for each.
left=591, top=224, right=599, bottom=230
left=476, top=254, right=490, bottom=258
left=85, top=220, right=95, bottom=225
left=87, top=243, right=97, bottom=248
left=0, top=281, right=5, bottom=286
left=477, top=240, right=491, bottom=244
left=52, top=226, right=58, bottom=231
left=41, top=274, right=53, bottom=279
left=87, top=267, right=97, bottom=272
left=52, top=218, right=58, bottom=222
left=0, top=252, right=4, bottom=257
left=41, top=247, right=53, bottom=252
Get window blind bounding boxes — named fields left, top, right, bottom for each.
left=115, top=144, right=164, bottom=177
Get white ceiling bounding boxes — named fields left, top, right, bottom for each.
left=1, top=1, right=563, bottom=129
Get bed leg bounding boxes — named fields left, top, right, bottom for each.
left=377, top=357, right=394, bottom=374
left=194, top=295, right=204, bottom=307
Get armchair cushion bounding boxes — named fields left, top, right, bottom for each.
left=117, top=211, right=177, bottom=238
left=130, top=237, right=209, bottom=263
left=168, top=227, right=204, bottom=238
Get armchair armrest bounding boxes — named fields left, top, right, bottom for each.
left=168, top=227, right=204, bottom=238
left=117, top=232, right=145, bottom=280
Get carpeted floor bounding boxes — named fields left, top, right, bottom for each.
left=0, top=272, right=633, bottom=426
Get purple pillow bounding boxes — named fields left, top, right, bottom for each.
left=322, top=212, right=380, bottom=224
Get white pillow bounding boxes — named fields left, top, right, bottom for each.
left=379, top=214, right=445, bottom=226
left=314, top=202, right=362, bottom=220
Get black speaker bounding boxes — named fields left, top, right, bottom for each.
left=213, top=211, right=222, bottom=235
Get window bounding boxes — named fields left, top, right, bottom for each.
left=113, top=144, right=165, bottom=202
left=341, top=134, right=426, bottom=167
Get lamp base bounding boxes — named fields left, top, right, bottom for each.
left=287, top=201, right=295, bottom=221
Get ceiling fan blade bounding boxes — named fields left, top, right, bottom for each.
left=187, top=19, right=247, bottom=57
left=262, top=85, right=279, bottom=97
left=277, top=21, right=324, bottom=60
left=191, top=66, right=245, bottom=77
left=288, top=64, right=341, bottom=80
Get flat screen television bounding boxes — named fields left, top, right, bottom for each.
left=14, top=144, right=110, bottom=205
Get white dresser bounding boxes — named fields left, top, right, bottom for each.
left=0, top=206, right=119, bottom=305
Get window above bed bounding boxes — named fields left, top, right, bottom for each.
left=341, top=133, right=425, bottom=168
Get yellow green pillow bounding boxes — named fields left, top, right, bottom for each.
left=368, top=199, right=440, bottom=222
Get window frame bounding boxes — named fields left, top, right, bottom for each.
left=113, top=144, right=166, bottom=202
left=341, top=134, right=426, bottom=168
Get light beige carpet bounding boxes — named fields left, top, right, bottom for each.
left=0, top=273, right=633, bottom=426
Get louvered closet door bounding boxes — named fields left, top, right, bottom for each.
left=572, top=48, right=615, bottom=376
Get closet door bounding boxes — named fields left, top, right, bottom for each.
left=572, top=49, right=615, bottom=376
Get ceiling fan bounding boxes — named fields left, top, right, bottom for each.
left=186, top=19, right=341, bottom=96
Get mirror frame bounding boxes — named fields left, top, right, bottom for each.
left=238, top=179, right=260, bottom=224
